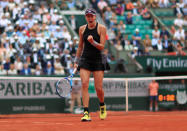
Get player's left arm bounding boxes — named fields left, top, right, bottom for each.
left=97, top=24, right=106, bottom=50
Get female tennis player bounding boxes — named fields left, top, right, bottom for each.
left=74, top=8, right=110, bottom=121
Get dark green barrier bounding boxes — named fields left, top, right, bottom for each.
left=135, top=56, right=187, bottom=72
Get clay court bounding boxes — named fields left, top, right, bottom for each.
left=0, top=111, right=187, bottom=131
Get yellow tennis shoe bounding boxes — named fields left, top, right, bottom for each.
left=81, top=111, right=91, bottom=122
left=100, top=105, right=107, bottom=120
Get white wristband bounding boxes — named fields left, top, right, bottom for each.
left=74, top=57, right=80, bottom=63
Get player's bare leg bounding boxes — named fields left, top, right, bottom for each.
left=93, top=71, right=104, bottom=102
left=80, top=68, right=91, bottom=121
left=93, top=71, right=107, bottom=120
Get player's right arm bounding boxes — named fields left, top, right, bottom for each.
left=74, top=25, right=86, bottom=67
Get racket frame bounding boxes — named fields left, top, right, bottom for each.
left=56, top=68, right=77, bottom=98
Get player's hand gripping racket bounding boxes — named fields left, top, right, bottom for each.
left=56, top=68, right=77, bottom=98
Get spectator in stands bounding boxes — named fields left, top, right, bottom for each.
left=137, top=0, right=143, bottom=9
left=184, top=15, right=187, bottom=26
left=3, top=57, right=11, bottom=71
left=68, top=40, right=77, bottom=57
left=167, top=41, right=175, bottom=53
left=0, top=42, right=6, bottom=61
left=143, top=34, right=153, bottom=51
left=117, top=20, right=126, bottom=35
left=51, top=9, right=60, bottom=23
left=65, top=54, right=73, bottom=74
left=90, top=0, right=99, bottom=12
left=152, top=18, right=160, bottom=29
left=115, top=3, right=124, bottom=16
left=54, top=56, right=65, bottom=75
left=69, top=15, right=78, bottom=33
left=174, top=26, right=185, bottom=41
left=7, top=64, right=17, bottom=75
left=33, top=10, right=42, bottom=22
left=104, top=7, right=113, bottom=28
left=31, top=48, right=39, bottom=68
left=141, top=6, right=151, bottom=20
left=14, top=56, right=22, bottom=71
left=18, top=31, right=29, bottom=45
left=0, top=14, right=10, bottom=30
left=152, top=26, right=160, bottom=38
left=148, top=80, right=159, bottom=111
left=125, top=40, right=133, bottom=51
left=142, top=0, right=153, bottom=7
left=176, top=0, right=185, bottom=16
left=171, top=35, right=178, bottom=46
left=174, top=13, right=184, bottom=27
left=133, top=28, right=142, bottom=41
left=177, top=46, right=186, bottom=56
left=152, top=34, right=159, bottom=50
left=121, top=35, right=129, bottom=49
left=68, top=63, right=74, bottom=75
left=125, top=0, right=134, bottom=11
left=162, top=35, right=170, bottom=49
left=59, top=1, right=69, bottom=10
left=125, top=12, right=133, bottom=24
left=63, top=26, right=72, bottom=41
left=159, top=0, right=169, bottom=8
left=66, top=0, right=76, bottom=10
left=167, top=42, right=186, bottom=56
left=157, top=39, right=163, bottom=51
left=183, top=4, right=187, bottom=15
left=44, top=62, right=54, bottom=75
left=108, top=0, right=118, bottom=6
left=97, top=0, right=108, bottom=16
left=21, top=63, right=31, bottom=75
left=0, top=64, right=7, bottom=75
left=114, top=39, right=123, bottom=51
left=75, top=0, right=85, bottom=10
left=160, top=26, right=170, bottom=39
left=103, top=49, right=112, bottom=63
left=151, top=0, right=159, bottom=8
left=132, top=2, right=139, bottom=16
left=170, top=25, right=176, bottom=35
left=131, top=46, right=140, bottom=59
left=33, top=64, right=43, bottom=76
left=131, top=35, right=141, bottom=50
left=109, top=12, right=117, bottom=30
left=143, top=47, right=151, bottom=56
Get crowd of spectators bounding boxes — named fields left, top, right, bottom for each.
left=90, top=0, right=186, bottom=59
left=0, top=0, right=86, bottom=76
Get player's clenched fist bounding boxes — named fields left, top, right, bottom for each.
left=87, top=35, right=94, bottom=43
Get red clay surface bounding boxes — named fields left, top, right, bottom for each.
left=0, top=111, right=187, bottom=131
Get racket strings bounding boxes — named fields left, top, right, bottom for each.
left=56, top=79, right=71, bottom=97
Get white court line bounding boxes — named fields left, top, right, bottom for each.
left=0, top=121, right=9, bottom=122
left=32, top=121, right=74, bottom=126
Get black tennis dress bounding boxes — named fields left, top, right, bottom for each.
left=78, top=23, right=110, bottom=71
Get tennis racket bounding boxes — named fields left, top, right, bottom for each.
left=56, top=68, right=77, bottom=98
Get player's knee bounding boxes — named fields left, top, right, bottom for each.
left=95, top=87, right=103, bottom=93
left=82, top=81, right=89, bottom=89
